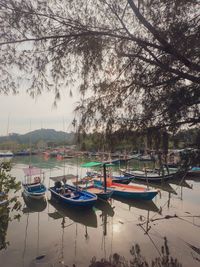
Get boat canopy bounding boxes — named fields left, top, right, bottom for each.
left=81, top=161, right=115, bottom=168
left=23, top=166, right=43, bottom=176
left=81, top=161, right=102, bottom=168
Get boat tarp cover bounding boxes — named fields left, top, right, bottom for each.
left=23, top=166, right=43, bottom=176
left=81, top=161, right=115, bottom=168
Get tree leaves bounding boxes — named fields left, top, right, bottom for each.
left=0, top=0, right=199, bottom=133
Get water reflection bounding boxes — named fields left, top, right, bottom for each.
left=113, top=197, right=159, bottom=213
left=12, top=155, right=85, bottom=171
left=21, top=194, right=47, bottom=267
left=170, top=177, right=193, bottom=189
left=22, top=193, right=47, bottom=213
left=186, top=174, right=200, bottom=182
left=0, top=157, right=199, bottom=267
left=94, top=200, right=115, bottom=218
left=89, top=237, right=183, bottom=267
left=48, top=198, right=97, bottom=228
left=131, top=180, right=177, bottom=195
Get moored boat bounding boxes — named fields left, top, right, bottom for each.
left=0, top=151, right=13, bottom=158
left=121, top=169, right=177, bottom=182
left=49, top=182, right=97, bottom=208
left=22, top=166, right=47, bottom=199
left=14, top=151, right=31, bottom=156
left=23, top=183, right=47, bottom=199
left=94, top=180, right=158, bottom=201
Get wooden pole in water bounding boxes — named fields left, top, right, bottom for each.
left=103, top=163, right=107, bottom=193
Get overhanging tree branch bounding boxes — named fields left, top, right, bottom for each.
left=128, top=0, right=200, bottom=72
left=120, top=52, right=200, bottom=84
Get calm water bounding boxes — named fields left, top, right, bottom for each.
left=0, top=156, right=200, bottom=267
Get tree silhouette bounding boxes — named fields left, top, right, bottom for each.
left=88, top=237, right=183, bottom=267
left=0, top=0, right=199, bottom=133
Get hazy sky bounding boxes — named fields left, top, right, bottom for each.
left=0, top=88, right=79, bottom=135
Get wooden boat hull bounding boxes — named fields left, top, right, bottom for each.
left=122, top=170, right=175, bottom=182
left=23, top=183, right=47, bottom=200
left=94, top=180, right=158, bottom=201
left=112, top=175, right=134, bottom=184
left=49, top=184, right=97, bottom=208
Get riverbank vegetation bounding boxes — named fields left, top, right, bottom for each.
left=0, top=162, right=21, bottom=250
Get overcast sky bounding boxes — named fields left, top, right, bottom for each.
left=0, top=88, right=79, bottom=136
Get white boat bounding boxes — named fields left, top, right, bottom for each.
left=22, top=166, right=47, bottom=199
left=0, top=151, right=13, bottom=157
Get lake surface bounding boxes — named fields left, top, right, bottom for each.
left=0, top=156, right=200, bottom=267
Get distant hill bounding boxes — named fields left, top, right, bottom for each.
left=0, top=129, right=75, bottom=145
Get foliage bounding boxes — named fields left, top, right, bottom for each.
left=0, top=162, right=21, bottom=250
left=179, top=148, right=200, bottom=167
left=0, top=129, right=75, bottom=146
left=0, top=205, right=9, bottom=250
left=0, top=0, right=199, bottom=135
left=0, top=162, right=21, bottom=193
left=88, top=238, right=182, bottom=267
left=78, top=128, right=200, bottom=152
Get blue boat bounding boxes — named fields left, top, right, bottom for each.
left=49, top=183, right=97, bottom=208
left=14, top=151, right=30, bottom=156
left=23, top=166, right=47, bottom=199
left=23, top=183, right=47, bottom=199
left=94, top=180, right=158, bottom=201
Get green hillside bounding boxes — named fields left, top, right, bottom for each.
left=0, top=129, right=75, bottom=145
